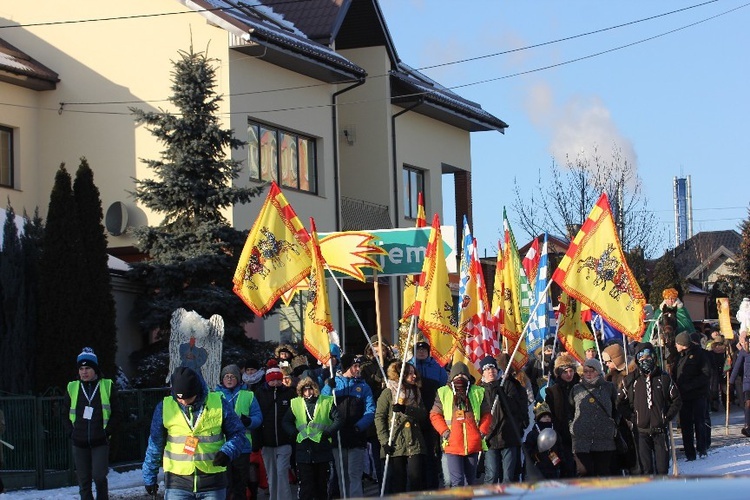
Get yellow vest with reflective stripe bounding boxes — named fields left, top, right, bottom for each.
left=437, top=385, right=485, bottom=425
left=290, top=396, right=333, bottom=443
left=162, top=392, right=226, bottom=475
left=67, top=379, right=112, bottom=428
left=224, top=389, right=254, bottom=446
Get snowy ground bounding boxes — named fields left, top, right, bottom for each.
left=3, top=409, right=748, bottom=498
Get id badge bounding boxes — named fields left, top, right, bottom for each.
left=184, top=436, right=199, bottom=456
left=83, top=406, right=94, bottom=420
left=454, top=409, right=465, bottom=421
left=549, top=451, right=561, bottom=466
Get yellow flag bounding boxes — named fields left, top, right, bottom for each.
left=415, top=214, right=457, bottom=367
left=501, top=215, right=528, bottom=372
left=304, top=218, right=333, bottom=365
left=402, top=192, right=427, bottom=321
left=233, top=182, right=311, bottom=316
left=557, top=290, right=596, bottom=364
left=717, top=298, right=734, bottom=339
left=551, top=193, right=646, bottom=340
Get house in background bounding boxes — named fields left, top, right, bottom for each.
left=0, top=0, right=506, bottom=364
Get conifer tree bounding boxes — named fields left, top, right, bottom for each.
left=20, top=208, right=43, bottom=391
left=128, top=46, right=262, bottom=371
left=648, top=251, right=683, bottom=306
left=0, top=203, right=22, bottom=393
left=36, top=165, right=85, bottom=393
left=725, top=206, right=750, bottom=310
left=74, top=157, right=117, bottom=377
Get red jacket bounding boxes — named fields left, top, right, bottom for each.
left=430, top=384, right=491, bottom=455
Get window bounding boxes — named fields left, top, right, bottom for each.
left=0, top=126, right=12, bottom=188
left=403, top=166, right=424, bottom=219
left=248, top=120, right=317, bottom=193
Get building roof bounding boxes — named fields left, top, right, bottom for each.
left=340, top=196, right=392, bottom=231
left=0, top=37, right=59, bottom=90
left=670, top=230, right=740, bottom=279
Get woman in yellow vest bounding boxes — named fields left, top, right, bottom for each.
left=282, top=377, right=342, bottom=500
left=142, top=367, right=249, bottom=499
left=64, top=347, right=121, bottom=500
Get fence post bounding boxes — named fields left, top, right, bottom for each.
left=34, top=397, right=45, bottom=490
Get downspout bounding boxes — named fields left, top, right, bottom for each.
left=332, top=78, right=365, bottom=343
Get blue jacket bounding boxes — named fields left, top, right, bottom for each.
left=143, top=376, right=249, bottom=489
left=410, top=356, right=448, bottom=386
left=730, top=349, right=750, bottom=393
left=215, top=383, right=263, bottom=454
left=321, top=375, right=375, bottom=446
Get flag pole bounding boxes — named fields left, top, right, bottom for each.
left=324, top=263, right=388, bottom=383
left=725, top=357, right=731, bottom=435
left=502, top=279, right=554, bottom=386
left=374, top=271, right=384, bottom=367
left=329, top=362, right=348, bottom=499
left=622, top=332, right=629, bottom=375
left=595, top=318, right=604, bottom=362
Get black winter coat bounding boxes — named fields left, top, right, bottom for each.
left=254, top=383, right=296, bottom=448
left=545, top=373, right=579, bottom=446
left=282, top=395, right=343, bottom=464
left=674, top=344, right=711, bottom=401
left=617, top=367, right=682, bottom=432
left=63, top=378, right=122, bottom=449
left=481, top=377, right=530, bottom=449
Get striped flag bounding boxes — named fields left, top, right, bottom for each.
left=527, top=233, right=554, bottom=356
left=303, top=218, right=333, bottom=365
left=402, top=192, right=427, bottom=321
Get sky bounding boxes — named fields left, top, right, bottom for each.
left=379, top=0, right=749, bottom=259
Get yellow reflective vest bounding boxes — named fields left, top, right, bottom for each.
left=225, top=389, right=254, bottom=446
left=162, top=392, right=226, bottom=475
left=290, top=396, right=333, bottom=443
left=67, top=379, right=112, bottom=428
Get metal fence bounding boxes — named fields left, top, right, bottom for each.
left=0, top=388, right=169, bottom=491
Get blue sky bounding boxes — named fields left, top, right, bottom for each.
left=379, top=0, right=749, bottom=258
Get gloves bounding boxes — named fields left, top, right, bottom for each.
left=649, top=426, right=665, bottom=435
left=392, top=403, right=405, bottom=414
left=441, top=430, right=451, bottom=441
left=241, top=415, right=252, bottom=427
left=382, top=444, right=395, bottom=456
left=145, top=484, right=158, bottom=496
left=321, top=430, right=332, bottom=441
left=327, top=378, right=336, bottom=388
left=212, top=451, right=230, bottom=467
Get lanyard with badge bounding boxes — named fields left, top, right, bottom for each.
left=80, top=381, right=100, bottom=420
left=181, top=405, right=201, bottom=456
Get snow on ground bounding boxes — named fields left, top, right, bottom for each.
left=1, top=469, right=159, bottom=499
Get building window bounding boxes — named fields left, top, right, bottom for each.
left=403, top=165, right=424, bottom=219
left=0, top=126, right=12, bottom=188
left=248, top=120, right=317, bottom=193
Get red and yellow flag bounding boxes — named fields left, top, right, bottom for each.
left=415, top=214, right=457, bottom=366
left=500, top=215, right=529, bottom=372
left=551, top=193, right=646, bottom=340
left=402, top=192, right=427, bottom=321
left=233, top=182, right=311, bottom=316
left=556, top=290, right=595, bottom=364
left=304, top=218, right=333, bottom=365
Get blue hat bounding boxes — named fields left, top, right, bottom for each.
left=77, top=347, right=99, bottom=370
left=479, top=356, right=498, bottom=371
left=330, top=343, right=341, bottom=359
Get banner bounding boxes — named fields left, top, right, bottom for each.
left=303, top=218, right=333, bottom=364
left=402, top=192, right=427, bottom=320
left=717, top=297, right=735, bottom=339
left=557, top=290, right=595, bottom=364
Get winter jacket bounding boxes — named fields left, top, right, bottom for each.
left=617, top=367, right=682, bottom=433
left=674, top=344, right=711, bottom=401
left=320, top=374, right=375, bottom=448
left=544, top=373, right=579, bottom=446
left=375, top=385, right=428, bottom=458
left=730, top=349, right=750, bottom=392
left=525, top=420, right=562, bottom=479
left=410, top=356, right=448, bottom=386
left=480, top=377, right=530, bottom=449
left=215, top=383, right=262, bottom=454
left=142, top=376, right=248, bottom=492
left=254, top=382, right=296, bottom=448
left=282, top=395, right=343, bottom=463
left=64, top=378, right=122, bottom=449
left=430, top=384, right=491, bottom=456
left=568, top=377, right=617, bottom=453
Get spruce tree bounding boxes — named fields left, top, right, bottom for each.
left=726, top=205, right=750, bottom=310
left=73, top=157, right=117, bottom=377
left=36, top=165, right=85, bottom=393
left=128, top=46, right=262, bottom=383
left=648, top=251, right=683, bottom=306
left=0, top=203, right=21, bottom=393
left=20, top=208, right=43, bottom=392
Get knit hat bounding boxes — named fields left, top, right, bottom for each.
left=583, top=358, right=603, bottom=376
left=220, top=364, right=241, bottom=382
left=602, top=344, right=626, bottom=371
left=448, top=361, right=471, bottom=381
left=554, top=353, right=577, bottom=377
left=340, top=353, right=362, bottom=374
left=479, top=356, right=498, bottom=371
left=582, top=339, right=597, bottom=352
left=534, top=401, right=552, bottom=420
left=244, top=358, right=261, bottom=371
left=265, top=359, right=283, bottom=382
left=171, top=367, right=201, bottom=400
left=675, top=331, right=691, bottom=347
left=77, top=347, right=99, bottom=370
left=416, top=340, right=430, bottom=350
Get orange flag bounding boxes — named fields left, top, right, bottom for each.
left=415, top=214, right=457, bottom=366
left=304, top=218, right=333, bottom=365
left=233, top=182, right=311, bottom=316
left=402, top=192, right=427, bottom=321
left=551, top=193, right=646, bottom=340
left=556, top=290, right=595, bottom=364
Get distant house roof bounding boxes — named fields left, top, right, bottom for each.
left=0, top=37, right=59, bottom=90
left=340, top=197, right=392, bottom=231
left=670, top=230, right=740, bottom=279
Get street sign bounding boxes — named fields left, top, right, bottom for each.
left=319, top=226, right=456, bottom=278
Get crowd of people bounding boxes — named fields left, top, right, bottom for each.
left=61, top=315, right=750, bottom=499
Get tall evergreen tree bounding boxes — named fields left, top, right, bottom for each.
left=128, top=46, right=262, bottom=380
left=648, top=251, right=683, bottom=306
left=73, top=157, right=117, bottom=377
left=36, top=165, right=85, bottom=393
left=724, top=205, right=750, bottom=311
left=20, top=208, right=43, bottom=392
left=0, top=203, right=22, bottom=393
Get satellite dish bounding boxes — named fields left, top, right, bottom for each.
left=105, top=201, right=129, bottom=236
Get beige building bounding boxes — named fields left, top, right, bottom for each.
left=0, top=0, right=506, bottom=359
